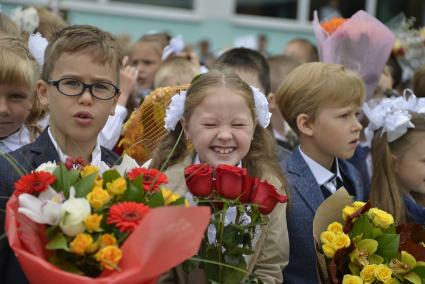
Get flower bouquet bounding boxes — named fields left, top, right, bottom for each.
left=5, top=156, right=210, bottom=284
left=183, top=164, right=288, bottom=283
left=313, top=189, right=425, bottom=284
left=313, top=10, right=395, bottom=99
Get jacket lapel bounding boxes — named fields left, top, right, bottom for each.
left=339, top=160, right=364, bottom=201
left=286, top=148, right=324, bottom=214
left=29, top=129, right=60, bottom=170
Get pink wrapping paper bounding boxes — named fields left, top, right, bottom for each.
left=6, top=195, right=210, bottom=284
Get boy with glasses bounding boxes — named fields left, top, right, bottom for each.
left=0, top=25, right=121, bottom=284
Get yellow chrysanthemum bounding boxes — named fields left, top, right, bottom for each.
left=367, top=208, right=394, bottom=229
left=320, top=231, right=336, bottom=244
left=360, top=264, right=376, bottom=282
left=107, top=177, right=127, bottom=195
left=70, top=233, right=93, bottom=255
left=322, top=243, right=335, bottom=258
left=331, top=232, right=351, bottom=251
left=327, top=222, right=343, bottom=233
left=375, top=264, right=392, bottom=282
left=342, top=205, right=357, bottom=221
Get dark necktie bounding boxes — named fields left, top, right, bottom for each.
left=320, top=175, right=344, bottom=199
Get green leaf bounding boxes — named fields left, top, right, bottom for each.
left=204, top=246, right=220, bottom=282
left=148, top=191, right=165, bottom=207
left=46, top=232, right=68, bottom=251
left=404, top=272, right=422, bottom=284
left=375, top=234, right=400, bottom=262
left=350, top=215, right=374, bottom=239
left=411, top=265, right=425, bottom=279
left=122, top=183, right=144, bottom=202
left=52, top=164, right=80, bottom=197
left=348, top=262, right=361, bottom=275
left=223, top=225, right=242, bottom=249
left=371, top=227, right=383, bottom=239
left=170, top=196, right=186, bottom=206
left=222, top=255, right=247, bottom=284
left=227, top=247, right=255, bottom=255
left=102, top=169, right=121, bottom=184
left=47, top=226, right=58, bottom=239
left=48, top=255, right=84, bottom=275
left=74, top=173, right=97, bottom=198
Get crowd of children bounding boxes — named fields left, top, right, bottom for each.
left=1, top=5, right=424, bottom=284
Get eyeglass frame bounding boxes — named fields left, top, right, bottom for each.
left=47, top=78, right=120, bottom=100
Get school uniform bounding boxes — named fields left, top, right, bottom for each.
left=158, top=152, right=289, bottom=284
left=282, top=147, right=365, bottom=284
left=0, top=128, right=119, bottom=284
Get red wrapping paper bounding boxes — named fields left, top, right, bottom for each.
left=6, top=195, right=210, bottom=284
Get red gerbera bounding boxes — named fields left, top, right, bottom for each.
left=107, top=202, right=150, bottom=232
left=127, top=167, right=168, bottom=192
left=14, top=171, right=56, bottom=196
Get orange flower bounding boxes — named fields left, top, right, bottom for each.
left=99, top=234, right=117, bottom=248
left=70, top=233, right=93, bottom=255
left=95, top=245, right=122, bottom=270
left=321, top=16, right=347, bottom=35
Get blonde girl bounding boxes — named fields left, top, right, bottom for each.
left=152, top=69, right=289, bottom=284
left=367, top=95, right=425, bottom=224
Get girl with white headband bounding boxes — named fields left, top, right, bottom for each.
left=152, top=70, right=289, bottom=283
left=365, top=92, right=425, bottom=225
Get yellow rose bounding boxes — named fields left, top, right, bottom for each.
left=161, top=188, right=189, bottom=207
left=342, top=275, right=363, bottom=284
left=320, top=231, right=336, bottom=244
left=84, top=214, right=103, bottom=232
left=352, top=201, right=366, bottom=210
left=327, top=222, right=343, bottom=233
left=81, top=165, right=99, bottom=178
left=70, top=233, right=93, bottom=255
left=375, top=264, right=392, bottom=282
left=342, top=205, right=357, bottom=221
left=107, top=177, right=127, bottom=195
left=87, top=187, right=111, bottom=209
left=94, top=179, right=103, bottom=188
left=95, top=245, right=123, bottom=270
left=331, top=232, right=351, bottom=251
left=367, top=208, right=394, bottom=229
left=360, top=264, right=376, bottom=282
left=322, top=243, right=335, bottom=258
left=99, top=233, right=117, bottom=248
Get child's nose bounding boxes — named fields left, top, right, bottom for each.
left=217, top=128, right=232, bottom=140
left=77, top=88, right=94, bottom=106
left=0, top=97, right=11, bottom=116
left=352, top=117, right=363, bottom=131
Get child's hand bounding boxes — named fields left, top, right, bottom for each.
left=118, top=56, right=139, bottom=106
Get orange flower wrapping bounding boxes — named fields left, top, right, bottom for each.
left=120, top=85, right=189, bottom=163
left=321, top=16, right=347, bottom=35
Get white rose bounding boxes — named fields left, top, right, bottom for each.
left=35, top=162, right=57, bottom=173
left=59, top=187, right=91, bottom=237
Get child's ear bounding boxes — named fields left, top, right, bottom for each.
left=267, top=93, right=276, bottom=112
left=296, top=113, right=314, bottom=136
left=181, top=118, right=190, bottom=140
left=36, top=79, right=49, bottom=106
left=109, top=92, right=119, bottom=116
left=391, top=154, right=399, bottom=172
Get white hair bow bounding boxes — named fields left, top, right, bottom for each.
left=28, top=32, right=48, bottom=68
left=161, top=35, right=185, bottom=60
left=10, top=6, right=39, bottom=34
left=363, top=90, right=425, bottom=146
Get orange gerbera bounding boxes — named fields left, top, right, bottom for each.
left=14, top=171, right=56, bottom=196
left=321, top=16, right=347, bottom=35
left=107, top=202, right=150, bottom=232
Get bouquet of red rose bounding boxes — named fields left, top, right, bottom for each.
left=313, top=189, right=425, bottom=284
left=6, top=155, right=210, bottom=284
left=183, top=164, right=288, bottom=283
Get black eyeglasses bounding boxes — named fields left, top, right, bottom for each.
left=47, top=78, right=120, bottom=100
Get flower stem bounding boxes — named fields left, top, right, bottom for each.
left=218, top=204, right=227, bottom=283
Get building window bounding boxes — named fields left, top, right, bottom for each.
left=235, top=0, right=298, bottom=19
left=108, top=0, right=194, bottom=10
left=309, top=0, right=366, bottom=21
left=376, top=0, right=424, bottom=27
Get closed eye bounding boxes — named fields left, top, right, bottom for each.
left=8, top=93, right=29, bottom=101
left=203, top=124, right=217, bottom=127
left=232, top=124, right=247, bottom=127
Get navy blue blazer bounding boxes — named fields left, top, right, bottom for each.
left=0, top=129, right=119, bottom=284
left=282, top=148, right=364, bottom=284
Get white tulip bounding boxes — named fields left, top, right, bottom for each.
left=59, top=187, right=91, bottom=237
left=35, top=161, right=57, bottom=173
left=18, top=187, right=64, bottom=225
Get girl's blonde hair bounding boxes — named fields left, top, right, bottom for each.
left=370, top=114, right=425, bottom=224
left=136, top=32, right=170, bottom=57
left=151, top=70, right=286, bottom=189
left=0, top=35, right=45, bottom=140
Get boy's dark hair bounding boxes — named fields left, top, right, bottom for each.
left=42, top=25, right=122, bottom=83
left=214, top=47, right=271, bottom=95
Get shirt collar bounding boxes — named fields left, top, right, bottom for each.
left=47, top=127, right=102, bottom=167
left=299, top=146, right=342, bottom=185
left=193, top=153, right=242, bottom=168
left=1, top=126, right=31, bottom=152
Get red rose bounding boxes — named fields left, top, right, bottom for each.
left=184, top=164, right=214, bottom=197
left=240, top=175, right=257, bottom=203
left=65, top=157, right=87, bottom=170
left=215, top=165, right=247, bottom=200
left=127, top=167, right=168, bottom=192
left=14, top=171, right=56, bottom=196
left=250, top=180, right=288, bottom=215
